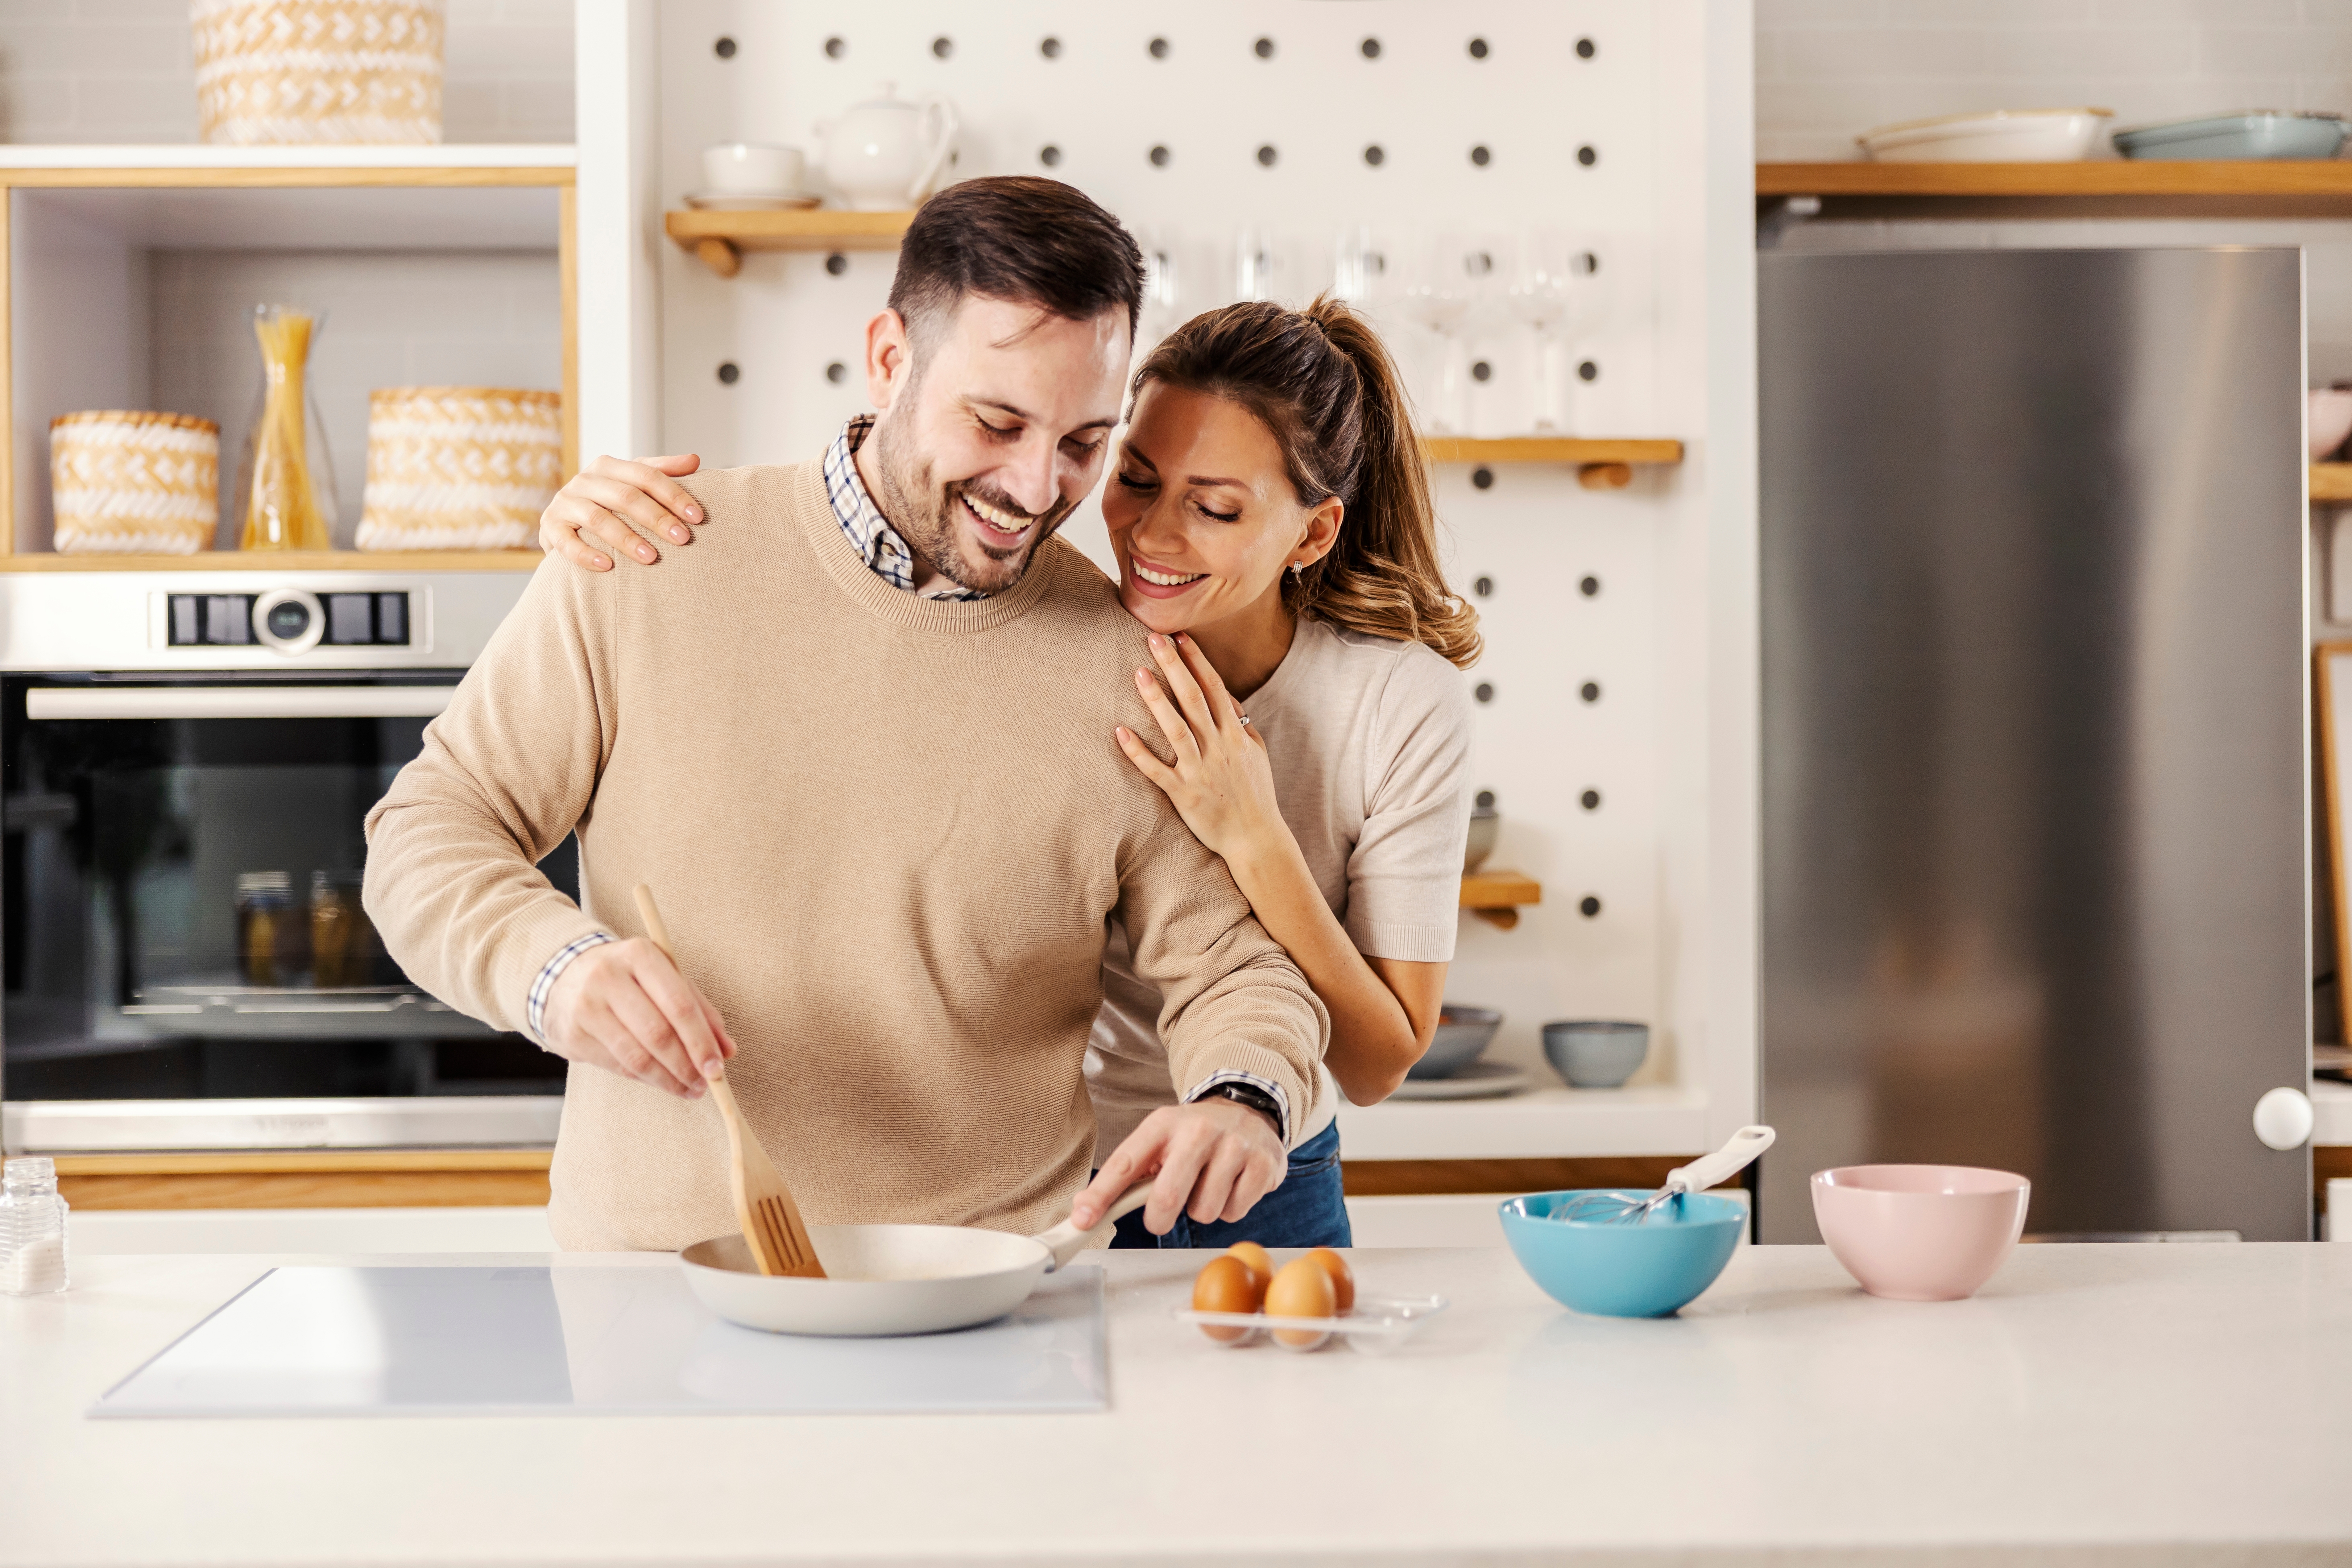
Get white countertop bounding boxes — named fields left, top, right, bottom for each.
left=7, top=1240, right=2349, bottom=1565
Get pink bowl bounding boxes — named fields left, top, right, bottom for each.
left=1811, top=1165, right=2030, bottom=1302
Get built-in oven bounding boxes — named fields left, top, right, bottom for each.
left=0, top=570, right=562, bottom=1152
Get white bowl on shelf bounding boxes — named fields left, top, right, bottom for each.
left=2312, top=388, right=2352, bottom=462
left=1859, top=109, right=2113, bottom=164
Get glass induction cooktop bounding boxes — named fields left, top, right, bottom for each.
left=92, top=1263, right=1107, bottom=1418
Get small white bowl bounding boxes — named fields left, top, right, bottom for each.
left=1860, top=109, right=2112, bottom=164
left=2311, top=388, right=2352, bottom=461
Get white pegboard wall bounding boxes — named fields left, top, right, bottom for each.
left=658, top=0, right=1660, bottom=464
left=637, top=0, right=1718, bottom=1093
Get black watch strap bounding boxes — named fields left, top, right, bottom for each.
left=1204, top=1080, right=1283, bottom=1131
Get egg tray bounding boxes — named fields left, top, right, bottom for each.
left=1172, top=1294, right=1450, bottom=1354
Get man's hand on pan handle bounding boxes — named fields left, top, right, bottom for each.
left=540, top=938, right=736, bottom=1099
left=539, top=454, right=705, bottom=571
left=1073, top=1097, right=1285, bottom=1235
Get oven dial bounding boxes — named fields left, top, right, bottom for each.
left=252, top=588, right=325, bottom=655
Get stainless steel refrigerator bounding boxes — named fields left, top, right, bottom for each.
left=1758, top=247, right=2313, bottom=1242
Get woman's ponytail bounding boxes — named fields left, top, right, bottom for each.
left=1134, top=296, right=1482, bottom=669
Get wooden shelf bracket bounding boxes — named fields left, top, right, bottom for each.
left=1461, top=869, right=1541, bottom=930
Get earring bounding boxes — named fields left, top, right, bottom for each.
left=1290, top=561, right=1305, bottom=579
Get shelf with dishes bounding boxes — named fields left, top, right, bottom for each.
left=2, top=149, right=578, bottom=564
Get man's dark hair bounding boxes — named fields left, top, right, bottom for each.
left=887, top=176, right=1146, bottom=349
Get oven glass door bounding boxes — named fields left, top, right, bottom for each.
left=3, top=674, right=571, bottom=1109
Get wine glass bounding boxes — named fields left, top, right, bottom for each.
left=1137, top=227, right=1185, bottom=360
left=1400, top=234, right=1498, bottom=435
left=1331, top=225, right=1394, bottom=313
left=1506, top=233, right=1591, bottom=433
left=1234, top=227, right=1294, bottom=305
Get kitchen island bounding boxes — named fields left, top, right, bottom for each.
left=5, top=1240, right=2348, bottom=1565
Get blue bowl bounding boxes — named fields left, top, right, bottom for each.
left=1498, top=1190, right=1746, bottom=1317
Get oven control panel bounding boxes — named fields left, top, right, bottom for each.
left=166, top=589, right=413, bottom=656
left=0, top=570, right=529, bottom=673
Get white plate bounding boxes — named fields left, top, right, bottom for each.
left=682, top=190, right=821, bottom=211
left=1389, top=1062, right=1534, bottom=1100
left=1859, top=108, right=2112, bottom=164
left=1174, top=1293, right=1449, bottom=1355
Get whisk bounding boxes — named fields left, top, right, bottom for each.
left=1554, top=1126, right=1776, bottom=1225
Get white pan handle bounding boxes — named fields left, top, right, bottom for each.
left=1665, top=1125, right=1776, bottom=1195
left=1033, top=1181, right=1155, bottom=1272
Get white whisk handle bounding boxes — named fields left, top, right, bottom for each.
left=1665, top=1125, right=1776, bottom=1195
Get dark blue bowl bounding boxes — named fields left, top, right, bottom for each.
left=1499, top=1190, right=1746, bottom=1317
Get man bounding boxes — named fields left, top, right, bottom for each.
left=364, top=177, right=1326, bottom=1250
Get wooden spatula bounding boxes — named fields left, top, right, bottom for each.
left=632, top=884, right=826, bottom=1279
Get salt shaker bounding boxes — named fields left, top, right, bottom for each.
left=0, top=1156, right=69, bottom=1295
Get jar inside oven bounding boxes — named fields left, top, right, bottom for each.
left=307, top=869, right=374, bottom=989
left=234, top=870, right=296, bottom=986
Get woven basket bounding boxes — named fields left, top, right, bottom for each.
left=191, top=0, right=444, bottom=145
left=51, top=411, right=221, bottom=556
left=357, top=387, right=562, bottom=552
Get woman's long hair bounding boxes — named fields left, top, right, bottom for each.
left=1133, top=297, right=1481, bottom=669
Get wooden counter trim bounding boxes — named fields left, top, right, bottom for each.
left=53, top=1150, right=552, bottom=1175
left=50, top=1148, right=2352, bottom=1211
left=54, top=1149, right=552, bottom=1211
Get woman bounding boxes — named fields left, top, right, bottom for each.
left=538, top=297, right=1480, bottom=1249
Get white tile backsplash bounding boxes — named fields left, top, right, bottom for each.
left=0, top=0, right=573, bottom=145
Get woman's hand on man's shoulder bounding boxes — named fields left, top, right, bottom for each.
left=540, top=454, right=706, bottom=572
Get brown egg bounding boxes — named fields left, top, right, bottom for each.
left=1224, top=1241, right=1274, bottom=1291
left=1264, top=1255, right=1338, bottom=1349
left=1192, top=1255, right=1263, bottom=1343
left=1300, top=1246, right=1355, bottom=1315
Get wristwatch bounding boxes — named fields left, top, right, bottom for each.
left=1203, top=1080, right=1283, bottom=1129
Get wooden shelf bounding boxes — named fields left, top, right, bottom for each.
left=1760, top=160, right=2352, bottom=220
left=0, top=145, right=574, bottom=173
left=666, top=208, right=914, bottom=277
left=2317, top=464, right=2352, bottom=503
left=1462, top=869, right=1541, bottom=930
left=1422, top=437, right=1682, bottom=486
left=0, top=160, right=573, bottom=192
left=0, top=550, right=542, bottom=572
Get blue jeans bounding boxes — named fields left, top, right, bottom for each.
left=1107, top=1120, right=1352, bottom=1249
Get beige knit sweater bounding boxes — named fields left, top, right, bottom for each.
left=364, top=460, right=1327, bottom=1251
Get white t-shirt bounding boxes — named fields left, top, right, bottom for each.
left=1085, top=615, right=1474, bottom=1155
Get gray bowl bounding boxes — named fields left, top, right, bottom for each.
left=1541, top=1021, right=1649, bottom=1088
left=1410, top=1004, right=1502, bottom=1080
left=1463, top=807, right=1499, bottom=873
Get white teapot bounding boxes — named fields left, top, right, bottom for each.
left=817, top=85, right=959, bottom=211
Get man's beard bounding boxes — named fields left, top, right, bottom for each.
left=869, top=415, right=1074, bottom=595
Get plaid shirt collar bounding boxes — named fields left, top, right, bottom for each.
left=823, top=416, right=988, bottom=602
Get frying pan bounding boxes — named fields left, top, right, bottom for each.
left=679, top=1182, right=1154, bottom=1336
